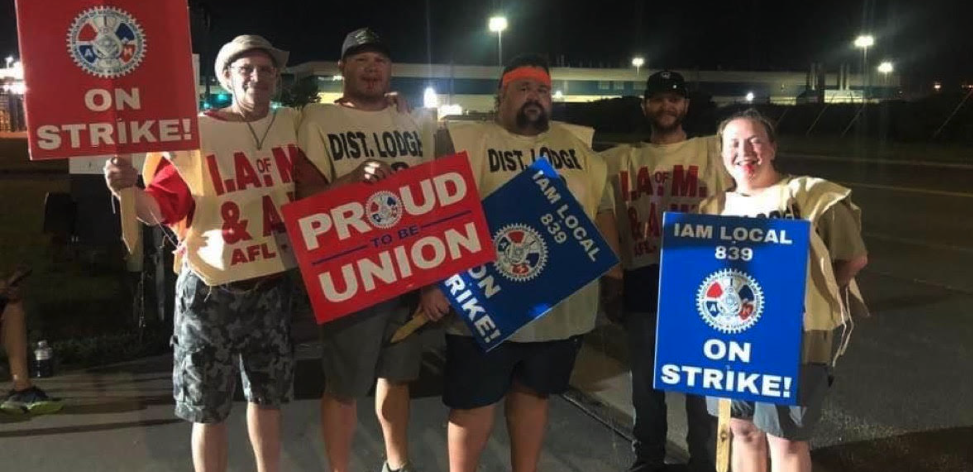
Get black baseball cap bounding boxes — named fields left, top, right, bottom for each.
left=644, top=70, right=688, bottom=99
left=340, top=28, right=391, bottom=60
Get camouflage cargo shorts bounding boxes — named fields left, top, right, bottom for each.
left=171, top=269, right=295, bottom=424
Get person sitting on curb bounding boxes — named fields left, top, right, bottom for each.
left=0, top=267, right=63, bottom=415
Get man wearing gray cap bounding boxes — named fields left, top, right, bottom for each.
left=297, top=27, right=435, bottom=472
left=601, top=70, right=731, bottom=472
left=104, top=35, right=300, bottom=472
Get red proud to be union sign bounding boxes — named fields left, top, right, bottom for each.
left=281, top=153, right=496, bottom=324
left=14, top=0, right=199, bottom=159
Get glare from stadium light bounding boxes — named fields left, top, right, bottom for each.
left=11, top=61, right=23, bottom=80
left=4, top=56, right=12, bottom=68
left=934, top=82, right=942, bottom=92
left=488, top=16, right=508, bottom=33
left=746, top=92, right=754, bottom=103
left=854, top=35, right=875, bottom=49
left=877, top=62, right=893, bottom=74
left=632, top=56, right=645, bottom=76
left=423, top=87, right=439, bottom=108
left=554, top=90, right=564, bottom=100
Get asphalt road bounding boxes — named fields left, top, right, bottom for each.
left=778, top=153, right=973, bottom=471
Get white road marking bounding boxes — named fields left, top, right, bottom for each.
left=839, top=181, right=973, bottom=199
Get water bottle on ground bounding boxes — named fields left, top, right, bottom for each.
left=33, top=340, right=54, bottom=378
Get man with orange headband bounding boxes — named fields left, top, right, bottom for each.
left=422, top=54, right=623, bottom=472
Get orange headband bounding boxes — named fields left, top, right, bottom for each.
left=501, top=66, right=552, bottom=88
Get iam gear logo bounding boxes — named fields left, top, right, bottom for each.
left=67, top=6, right=147, bottom=78
left=493, top=224, right=548, bottom=282
left=696, top=269, right=764, bottom=334
left=365, top=191, right=403, bottom=229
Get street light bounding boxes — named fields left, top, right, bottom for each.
left=488, top=16, right=508, bottom=68
left=745, top=92, right=754, bottom=103
left=854, top=35, right=875, bottom=101
left=423, top=86, right=439, bottom=108
left=631, top=56, right=645, bottom=76
left=877, top=61, right=893, bottom=88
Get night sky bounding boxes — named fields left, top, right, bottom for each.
left=2, top=0, right=971, bottom=92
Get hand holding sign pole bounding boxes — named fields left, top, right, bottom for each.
left=115, top=154, right=140, bottom=252
left=15, top=0, right=200, bottom=252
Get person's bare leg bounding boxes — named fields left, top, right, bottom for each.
left=1, top=301, right=32, bottom=391
left=448, top=404, right=497, bottom=472
left=375, top=378, right=411, bottom=469
left=730, top=418, right=768, bottom=472
left=320, top=393, right=357, bottom=472
left=247, top=403, right=281, bottom=472
left=505, top=382, right=549, bottom=472
left=766, top=435, right=811, bottom=472
left=192, top=422, right=228, bottom=472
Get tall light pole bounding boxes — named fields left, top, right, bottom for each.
left=489, top=16, right=508, bottom=68
left=632, top=56, right=645, bottom=76
left=854, top=35, right=874, bottom=102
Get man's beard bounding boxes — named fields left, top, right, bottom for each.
left=649, top=110, right=686, bottom=133
left=516, top=101, right=550, bottom=132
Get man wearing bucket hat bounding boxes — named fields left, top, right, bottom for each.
left=601, top=70, right=732, bottom=472
left=296, top=27, right=436, bottom=472
left=104, top=35, right=300, bottom=472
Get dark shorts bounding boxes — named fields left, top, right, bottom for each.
left=171, top=270, right=294, bottom=424
left=319, top=299, right=422, bottom=399
left=443, top=334, right=583, bottom=410
left=706, top=363, right=832, bottom=441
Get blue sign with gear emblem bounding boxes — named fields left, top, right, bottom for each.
left=654, top=212, right=810, bottom=405
left=438, top=159, right=618, bottom=351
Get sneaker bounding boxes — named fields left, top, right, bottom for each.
left=0, top=386, right=64, bottom=415
left=381, top=462, right=416, bottom=472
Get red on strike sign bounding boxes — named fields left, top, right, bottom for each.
left=282, top=153, right=496, bottom=324
left=14, top=0, right=199, bottom=160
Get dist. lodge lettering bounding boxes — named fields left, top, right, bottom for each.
left=488, top=147, right=584, bottom=172
left=327, top=130, right=424, bottom=160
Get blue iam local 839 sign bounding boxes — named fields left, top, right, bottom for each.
left=438, top=159, right=619, bottom=351
left=654, top=212, right=810, bottom=405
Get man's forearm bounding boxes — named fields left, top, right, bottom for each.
left=133, top=189, right=166, bottom=226
left=595, top=210, right=623, bottom=279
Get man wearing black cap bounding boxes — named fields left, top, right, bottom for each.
left=601, top=70, right=731, bottom=472
left=297, top=27, right=436, bottom=472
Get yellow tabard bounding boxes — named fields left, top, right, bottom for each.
left=446, top=120, right=610, bottom=342
left=144, top=109, right=300, bottom=286
left=698, top=176, right=868, bottom=363
left=298, top=104, right=436, bottom=181
left=602, top=136, right=732, bottom=269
